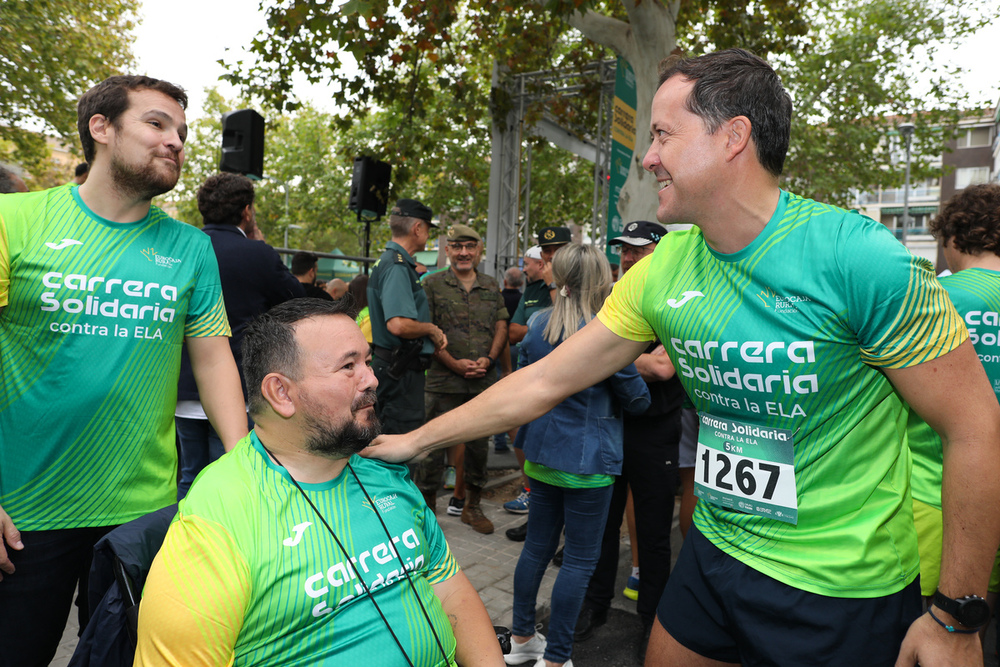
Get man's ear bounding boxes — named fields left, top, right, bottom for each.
left=88, top=115, right=113, bottom=151
left=724, top=116, right=752, bottom=161
left=261, top=373, right=296, bottom=419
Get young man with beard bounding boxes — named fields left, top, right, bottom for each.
left=0, top=75, right=247, bottom=663
left=135, top=298, right=503, bottom=667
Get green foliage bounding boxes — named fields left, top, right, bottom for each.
left=779, top=0, right=994, bottom=205
left=161, top=89, right=365, bottom=255
left=223, top=0, right=996, bottom=221
left=0, top=0, right=138, bottom=181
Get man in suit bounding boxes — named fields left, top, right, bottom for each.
left=292, top=251, right=335, bottom=300
left=175, top=172, right=305, bottom=497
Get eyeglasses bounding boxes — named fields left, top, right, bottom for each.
left=448, top=242, right=479, bottom=251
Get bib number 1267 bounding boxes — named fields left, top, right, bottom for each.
left=694, top=414, right=799, bottom=524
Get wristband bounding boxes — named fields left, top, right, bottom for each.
left=927, top=608, right=979, bottom=634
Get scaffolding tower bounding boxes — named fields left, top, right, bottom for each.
left=484, top=60, right=616, bottom=278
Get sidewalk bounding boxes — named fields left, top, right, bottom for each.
left=432, top=443, right=672, bottom=666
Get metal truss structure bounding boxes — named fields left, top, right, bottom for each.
left=483, top=60, right=616, bottom=278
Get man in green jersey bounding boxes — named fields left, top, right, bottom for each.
left=136, top=298, right=502, bottom=667
left=908, top=183, right=1000, bottom=607
left=368, top=198, right=448, bottom=435
left=364, top=50, right=1000, bottom=667
left=0, top=75, right=247, bottom=664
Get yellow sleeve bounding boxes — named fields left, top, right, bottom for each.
left=596, top=253, right=657, bottom=343
left=359, top=315, right=372, bottom=344
left=133, top=515, right=251, bottom=667
left=0, top=207, right=11, bottom=308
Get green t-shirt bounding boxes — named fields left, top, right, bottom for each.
left=908, top=268, right=1000, bottom=509
left=598, top=190, right=966, bottom=598
left=510, top=279, right=552, bottom=327
left=136, top=432, right=459, bottom=666
left=0, top=185, right=229, bottom=530
left=524, top=461, right=614, bottom=489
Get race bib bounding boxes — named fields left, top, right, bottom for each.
left=694, top=413, right=799, bottom=524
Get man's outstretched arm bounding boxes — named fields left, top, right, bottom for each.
left=888, top=340, right=1000, bottom=667
left=363, top=318, right=649, bottom=463
left=432, top=572, right=505, bottom=666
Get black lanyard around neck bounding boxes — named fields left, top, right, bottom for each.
left=262, top=446, right=451, bottom=667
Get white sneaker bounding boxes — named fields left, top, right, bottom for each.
left=504, top=632, right=547, bottom=665
left=531, top=659, right=573, bottom=667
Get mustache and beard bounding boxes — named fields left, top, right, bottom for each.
left=109, top=138, right=180, bottom=202
left=302, top=388, right=381, bottom=459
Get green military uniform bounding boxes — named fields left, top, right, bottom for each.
left=415, top=269, right=508, bottom=493
left=367, top=241, right=432, bottom=434
left=510, top=278, right=553, bottom=332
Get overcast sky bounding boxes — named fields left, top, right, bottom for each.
left=132, top=1, right=1000, bottom=123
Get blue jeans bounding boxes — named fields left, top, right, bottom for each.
left=175, top=417, right=226, bottom=499
left=512, top=478, right=613, bottom=663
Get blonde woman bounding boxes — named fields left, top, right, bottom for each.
left=504, top=244, right=650, bottom=667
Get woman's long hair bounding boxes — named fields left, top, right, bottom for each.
left=346, top=274, right=369, bottom=318
left=543, top=244, right=613, bottom=345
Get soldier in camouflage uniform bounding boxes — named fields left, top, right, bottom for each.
left=414, top=224, right=508, bottom=533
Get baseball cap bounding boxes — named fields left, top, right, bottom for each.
left=447, top=224, right=481, bottom=243
left=392, top=198, right=437, bottom=227
left=524, top=245, right=543, bottom=260
left=608, top=220, right=667, bottom=247
left=537, top=226, right=571, bottom=246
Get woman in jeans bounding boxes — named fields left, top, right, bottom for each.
left=504, top=244, right=650, bottom=667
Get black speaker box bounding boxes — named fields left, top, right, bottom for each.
left=348, top=156, right=392, bottom=218
left=220, top=109, right=265, bottom=179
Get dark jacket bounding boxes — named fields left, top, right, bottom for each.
left=517, top=309, right=651, bottom=476
left=69, top=504, right=178, bottom=667
left=177, top=225, right=305, bottom=401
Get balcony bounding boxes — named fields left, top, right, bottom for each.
left=855, top=187, right=940, bottom=205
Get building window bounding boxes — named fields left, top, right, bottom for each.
left=886, top=213, right=931, bottom=236
left=955, top=166, right=990, bottom=190
left=957, top=126, right=992, bottom=149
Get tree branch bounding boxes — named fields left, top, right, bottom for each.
left=565, top=8, right=631, bottom=56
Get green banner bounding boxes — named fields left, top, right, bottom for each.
left=605, top=58, right=637, bottom=265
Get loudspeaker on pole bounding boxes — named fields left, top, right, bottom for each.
left=220, top=109, right=265, bottom=180
left=348, top=156, right=392, bottom=219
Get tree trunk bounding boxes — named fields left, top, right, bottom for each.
left=568, top=0, right=680, bottom=226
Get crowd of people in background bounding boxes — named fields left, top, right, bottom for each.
left=3, top=47, right=1000, bottom=667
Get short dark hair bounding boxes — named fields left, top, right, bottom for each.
left=243, top=298, right=353, bottom=417
left=930, top=183, right=1000, bottom=256
left=74, top=163, right=89, bottom=178
left=291, top=251, right=318, bottom=276
left=0, top=166, right=23, bottom=194
left=197, top=173, right=255, bottom=226
left=77, top=75, right=188, bottom=163
left=658, top=48, right=791, bottom=177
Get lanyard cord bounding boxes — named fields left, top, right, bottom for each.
left=345, top=461, right=451, bottom=666
left=262, top=446, right=451, bottom=667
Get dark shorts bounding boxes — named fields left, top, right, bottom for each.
left=658, top=526, right=921, bottom=666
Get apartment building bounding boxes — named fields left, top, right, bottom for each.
left=854, top=109, right=996, bottom=268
